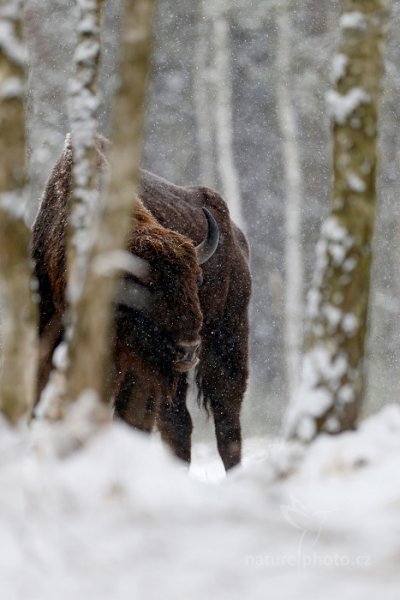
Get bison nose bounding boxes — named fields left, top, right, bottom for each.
left=176, top=342, right=200, bottom=363
left=174, top=340, right=201, bottom=372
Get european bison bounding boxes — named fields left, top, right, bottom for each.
left=32, top=136, right=251, bottom=470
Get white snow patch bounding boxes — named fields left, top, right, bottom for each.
left=307, top=288, right=321, bottom=319
left=304, top=345, right=348, bottom=388
left=295, top=415, right=317, bottom=442
left=74, top=39, right=100, bottom=65
left=293, top=358, right=332, bottom=415
left=326, top=88, right=371, bottom=125
left=343, top=257, right=357, bottom=272
left=322, top=216, right=350, bottom=244
left=347, top=172, right=366, bottom=193
left=338, top=384, right=354, bottom=404
left=340, top=11, right=367, bottom=31
left=325, top=416, right=341, bottom=433
left=329, top=242, right=347, bottom=266
left=286, top=345, right=351, bottom=438
left=2, top=406, right=400, bottom=597
left=323, top=304, right=342, bottom=329
left=52, top=342, right=68, bottom=370
left=316, top=217, right=353, bottom=268
left=92, top=250, right=150, bottom=279
left=77, top=13, right=98, bottom=35
left=314, top=237, right=329, bottom=273
left=342, top=313, right=358, bottom=335
left=0, top=18, right=27, bottom=66
left=332, top=53, right=348, bottom=83
left=0, top=75, right=23, bottom=98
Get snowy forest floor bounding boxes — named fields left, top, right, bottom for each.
left=1, top=404, right=400, bottom=600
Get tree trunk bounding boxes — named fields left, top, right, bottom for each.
left=192, top=0, right=216, bottom=187
left=276, top=3, right=304, bottom=399
left=285, top=0, right=388, bottom=441
left=25, top=0, right=74, bottom=226
left=0, top=0, right=38, bottom=424
left=213, top=5, right=245, bottom=229
left=56, top=0, right=105, bottom=414
left=193, top=1, right=244, bottom=228
left=65, top=0, right=155, bottom=409
left=67, top=0, right=105, bottom=307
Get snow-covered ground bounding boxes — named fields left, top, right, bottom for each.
left=1, top=405, right=400, bottom=600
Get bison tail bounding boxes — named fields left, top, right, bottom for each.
left=195, top=370, right=211, bottom=416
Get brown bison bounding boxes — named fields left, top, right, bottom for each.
left=32, top=137, right=251, bottom=471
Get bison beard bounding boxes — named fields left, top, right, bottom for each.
left=32, top=137, right=251, bottom=471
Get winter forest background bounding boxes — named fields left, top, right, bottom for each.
left=2, top=1, right=400, bottom=598
left=26, top=0, right=400, bottom=434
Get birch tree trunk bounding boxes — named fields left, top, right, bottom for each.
left=67, top=0, right=104, bottom=310
left=0, top=0, right=37, bottom=424
left=285, top=0, right=388, bottom=442
left=192, top=1, right=244, bottom=227
left=25, top=0, right=74, bottom=226
left=213, top=5, right=245, bottom=229
left=52, top=0, right=106, bottom=416
left=276, top=3, right=304, bottom=398
left=192, top=0, right=216, bottom=186
left=65, top=0, right=155, bottom=408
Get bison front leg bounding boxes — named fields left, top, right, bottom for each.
left=113, top=366, right=157, bottom=433
left=157, top=375, right=193, bottom=464
left=211, top=395, right=242, bottom=471
left=199, top=321, right=249, bottom=471
left=36, top=316, right=64, bottom=407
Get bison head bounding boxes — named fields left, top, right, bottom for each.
left=115, top=204, right=219, bottom=376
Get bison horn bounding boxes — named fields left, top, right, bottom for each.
left=196, top=208, right=219, bottom=265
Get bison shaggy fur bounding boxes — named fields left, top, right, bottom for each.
left=32, top=137, right=251, bottom=471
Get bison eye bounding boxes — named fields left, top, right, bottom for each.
left=197, top=273, right=204, bottom=287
